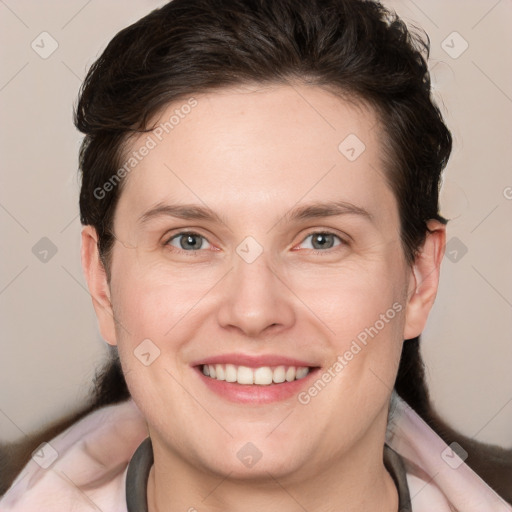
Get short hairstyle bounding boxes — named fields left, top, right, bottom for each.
left=76, top=0, right=451, bottom=273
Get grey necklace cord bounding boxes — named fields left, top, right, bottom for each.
left=126, top=437, right=153, bottom=512
left=384, top=444, right=413, bottom=511
left=126, top=437, right=412, bottom=511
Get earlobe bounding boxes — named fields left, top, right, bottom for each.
left=81, top=226, right=118, bottom=346
left=403, top=220, right=446, bottom=340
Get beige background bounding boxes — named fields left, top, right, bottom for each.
left=0, top=0, right=511, bottom=447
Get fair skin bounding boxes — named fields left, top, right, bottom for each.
left=82, top=84, right=445, bottom=511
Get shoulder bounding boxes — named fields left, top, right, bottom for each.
left=0, top=399, right=147, bottom=512
left=387, top=394, right=512, bottom=511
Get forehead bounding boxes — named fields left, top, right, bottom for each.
left=115, top=84, right=397, bottom=231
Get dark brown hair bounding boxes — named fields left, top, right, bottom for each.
left=2, top=0, right=510, bottom=502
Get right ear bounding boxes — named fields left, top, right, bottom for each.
left=81, top=225, right=117, bottom=346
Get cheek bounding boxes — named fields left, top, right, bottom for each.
left=290, top=251, right=406, bottom=342
left=288, top=263, right=406, bottom=464
left=296, top=254, right=407, bottom=401
left=110, top=250, right=218, bottom=341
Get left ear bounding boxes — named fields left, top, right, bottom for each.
left=403, top=219, right=446, bottom=340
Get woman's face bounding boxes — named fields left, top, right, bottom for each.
left=91, top=84, right=426, bottom=481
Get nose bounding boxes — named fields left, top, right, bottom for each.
left=216, top=251, right=296, bottom=339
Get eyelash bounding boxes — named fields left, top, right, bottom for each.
left=164, top=230, right=348, bottom=254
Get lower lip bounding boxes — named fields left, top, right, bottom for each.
left=195, top=367, right=319, bottom=404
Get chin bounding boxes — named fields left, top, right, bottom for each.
left=191, top=433, right=309, bottom=481
left=205, top=450, right=304, bottom=482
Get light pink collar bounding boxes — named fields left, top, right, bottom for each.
left=1, top=395, right=510, bottom=511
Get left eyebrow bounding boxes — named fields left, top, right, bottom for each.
left=282, top=200, right=374, bottom=224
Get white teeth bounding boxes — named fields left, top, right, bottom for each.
left=237, top=366, right=254, bottom=385
left=215, top=364, right=225, bottom=381
left=225, top=364, right=237, bottom=383
left=202, top=364, right=311, bottom=385
left=254, top=366, right=273, bottom=385
left=296, top=367, right=309, bottom=380
left=272, top=365, right=286, bottom=383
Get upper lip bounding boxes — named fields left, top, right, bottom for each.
left=191, top=353, right=318, bottom=368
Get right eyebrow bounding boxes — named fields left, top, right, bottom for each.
left=137, top=203, right=225, bottom=225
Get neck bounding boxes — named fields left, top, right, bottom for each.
left=147, top=432, right=398, bottom=512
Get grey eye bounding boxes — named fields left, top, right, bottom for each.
left=301, top=233, right=342, bottom=250
left=168, top=232, right=211, bottom=251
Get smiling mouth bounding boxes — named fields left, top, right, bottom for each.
left=201, top=364, right=312, bottom=385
